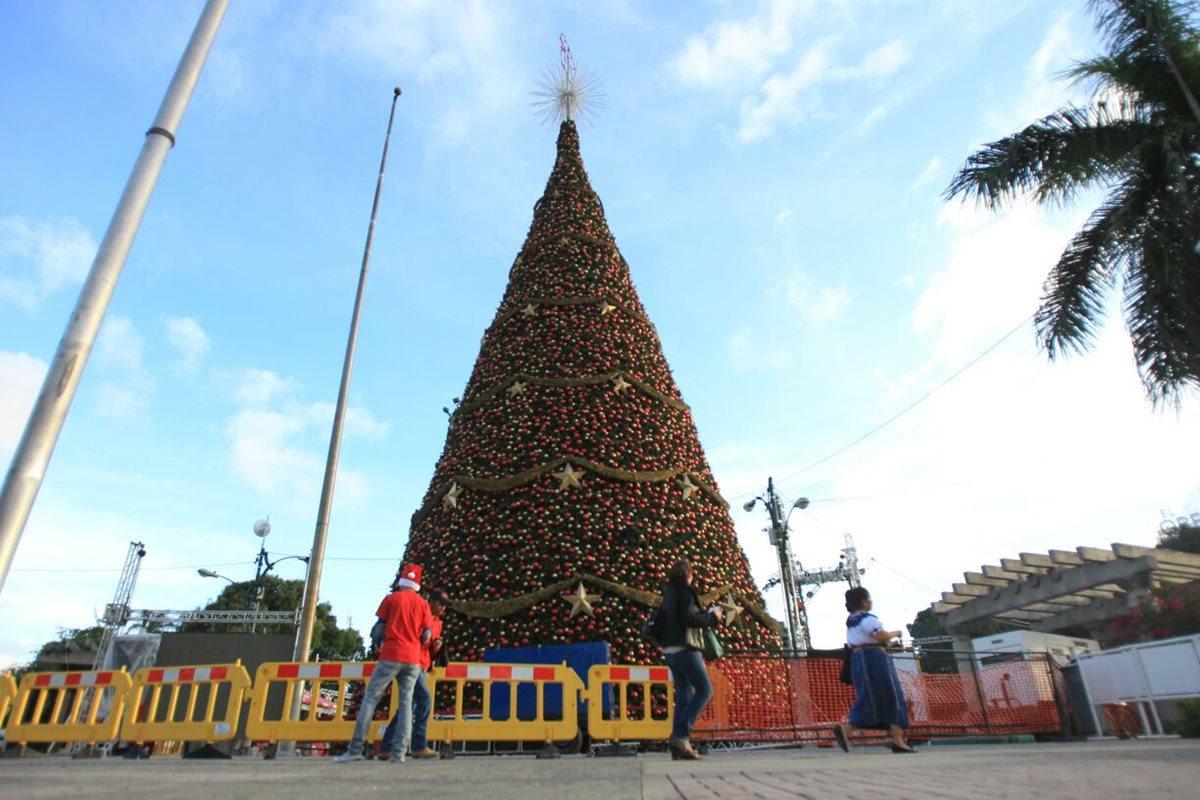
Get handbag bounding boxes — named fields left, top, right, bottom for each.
left=838, top=645, right=854, bottom=685
left=641, top=605, right=665, bottom=644
left=702, top=628, right=724, bottom=660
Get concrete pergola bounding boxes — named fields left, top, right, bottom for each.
left=930, top=543, right=1200, bottom=639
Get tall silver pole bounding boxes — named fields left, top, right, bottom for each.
left=291, top=88, right=403, bottom=664
left=0, top=0, right=229, bottom=595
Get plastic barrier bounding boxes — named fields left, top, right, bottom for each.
left=585, top=664, right=672, bottom=742
left=122, top=662, right=252, bottom=745
left=0, top=672, right=16, bottom=729
left=244, top=661, right=396, bottom=744
left=6, top=669, right=133, bottom=746
left=428, top=662, right=583, bottom=753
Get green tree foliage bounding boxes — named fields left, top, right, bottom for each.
left=1159, top=522, right=1200, bottom=553
left=15, top=625, right=105, bottom=679
left=946, top=0, right=1200, bottom=405
left=183, top=576, right=365, bottom=661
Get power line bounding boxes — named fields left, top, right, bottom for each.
left=805, top=480, right=973, bottom=504
left=867, top=557, right=940, bottom=595
left=774, top=314, right=1033, bottom=489
left=11, top=560, right=251, bottom=574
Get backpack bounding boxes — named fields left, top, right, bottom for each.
left=641, top=604, right=665, bottom=645
left=838, top=645, right=854, bottom=685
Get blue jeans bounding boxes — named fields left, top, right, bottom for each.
left=665, top=649, right=712, bottom=741
left=346, top=661, right=421, bottom=757
left=382, top=669, right=431, bottom=752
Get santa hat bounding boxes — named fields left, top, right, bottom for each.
left=396, top=564, right=422, bottom=592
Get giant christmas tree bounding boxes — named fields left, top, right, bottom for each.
left=402, top=115, right=779, bottom=664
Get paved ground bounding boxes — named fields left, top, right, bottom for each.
left=1, top=740, right=1197, bottom=800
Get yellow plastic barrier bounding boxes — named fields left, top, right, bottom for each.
left=586, top=664, right=673, bottom=742
left=121, top=662, right=252, bottom=745
left=6, top=668, right=133, bottom=746
left=244, top=661, right=396, bottom=744
left=427, top=662, right=583, bottom=750
left=0, top=671, right=16, bottom=729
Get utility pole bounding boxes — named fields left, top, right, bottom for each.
left=745, top=478, right=807, bottom=651
left=0, top=0, right=229, bottom=594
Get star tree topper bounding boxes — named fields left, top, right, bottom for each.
left=533, top=34, right=603, bottom=125
left=563, top=581, right=599, bottom=618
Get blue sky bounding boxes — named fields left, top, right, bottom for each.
left=2, top=0, right=1197, bottom=668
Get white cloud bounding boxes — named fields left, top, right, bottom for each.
left=911, top=156, right=943, bottom=191
left=987, top=12, right=1085, bottom=135
left=915, top=202, right=1076, bottom=364
left=776, top=271, right=851, bottom=326
left=316, top=0, right=523, bottom=143
left=736, top=39, right=910, bottom=143
left=165, top=317, right=211, bottom=372
left=0, top=216, right=96, bottom=309
left=94, top=316, right=155, bottom=422
left=222, top=372, right=388, bottom=507
left=671, top=0, right=816, bottom=89
left=224, top=368, right=293, bottom=407
left=727, top=329, right=790, bottom=371
left=0, top=351, right=47, bottom=463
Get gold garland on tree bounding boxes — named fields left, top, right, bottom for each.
left=443, top=572, right=779, bottom=632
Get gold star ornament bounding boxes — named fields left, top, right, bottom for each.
left=552, top=462, right=584, bottom=490
left=611, top=375, right=631, bottom=393
left=521, top=303, right=538, bottom=317
left=677, top=474, right=699, bottom=500
left=719, top=593, right=743, bottom=624
left=507, top=380, right=527, bottom=396
left=598, top=301, right=616, bottom=315
left=563, top=582, right=598, bottom=618
left=442, top=482, right=463, bottom=510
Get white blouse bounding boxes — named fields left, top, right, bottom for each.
left=846, top=613, right=886, bottom=646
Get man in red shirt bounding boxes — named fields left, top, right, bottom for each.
left=382, top=588, right=448, bottom=759
left=334, top=564, right=432, bottom=764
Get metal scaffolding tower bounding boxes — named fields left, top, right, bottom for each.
left=93, top=541, right=146, bottom=669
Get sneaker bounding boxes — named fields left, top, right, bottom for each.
left=332, top=752, right=364, bottom=764
left=411, top=748, right=438, bottom=759
left=388, top=753, right=406, bottom=763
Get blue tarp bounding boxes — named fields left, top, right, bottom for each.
left=482, top=641, right=613, bottom=721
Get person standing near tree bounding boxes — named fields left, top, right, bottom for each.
left=660, top=559, right=724, bottom=760
left=380, top=588, right=449, bottom=760
left=833, top=586, right=915, bottom=754
left=334, top=564, right=432, bottom=764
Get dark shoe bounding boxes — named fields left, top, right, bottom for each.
left=832, top=727, right=849, bottom=753
left=889, top=744, right=917, bottom=754
left=668, top=738, right=702, bottom=761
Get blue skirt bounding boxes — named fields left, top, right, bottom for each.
left=849, top=648, right=909, bottom=730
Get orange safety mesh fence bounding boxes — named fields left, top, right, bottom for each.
left=690, top=651, right=1064, bottom=743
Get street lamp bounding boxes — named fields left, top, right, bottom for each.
left=744, top=477, right=811, bottom=652
left=197, top=568, right=235, bottom=584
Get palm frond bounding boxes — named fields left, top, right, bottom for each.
left=944, top=108, right=1154, bottom=208
left=1036, top=178, right=1145, bottom=357
left=1086, top=0, right=1200, bottom=120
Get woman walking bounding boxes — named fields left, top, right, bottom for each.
left=834, top=586, right=915, bottom=754
left=660, top=559, right=724, bottom=760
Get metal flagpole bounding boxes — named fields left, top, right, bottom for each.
left=0, top=0, right=229, bottom=595
left=291, top=88, right=403, bottom=664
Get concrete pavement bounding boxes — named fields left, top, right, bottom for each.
left=1, top=740, right=1197, bottom=799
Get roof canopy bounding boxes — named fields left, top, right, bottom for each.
left=931, top=543, right=1200, bottom=635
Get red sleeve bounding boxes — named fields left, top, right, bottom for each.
left=375, top=593, right=394, bottom=620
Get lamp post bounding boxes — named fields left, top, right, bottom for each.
left=198, top=519, right=308, bottom=633
left=744, top=477, right=810, bottom=652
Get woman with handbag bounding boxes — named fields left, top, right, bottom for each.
left=833, top=586, right=915, bottom=754
left=660, top=559, right=724, bottom=760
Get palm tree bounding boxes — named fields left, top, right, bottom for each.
left=946, top=0, right=1200, bottom=405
